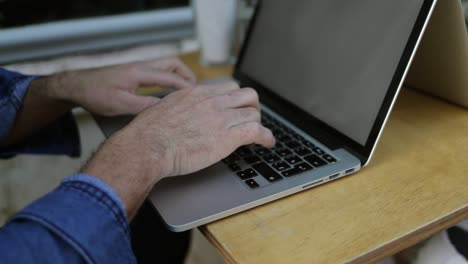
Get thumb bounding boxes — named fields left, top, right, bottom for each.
left=117, top=92, right=161, bottom=114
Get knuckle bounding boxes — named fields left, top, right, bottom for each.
left=227, top=81, right=240, bottom=90
left=242, top=87, right=259, bottom=100
left=243, top=107, right=260, bottom=119
left=154, top=72, right=172, bottom=84
left=253, top=109, right=262, bottom=120
left=207, top=95, right=222, bottom=109
left=248, top=122, right=263, bottom=135
left=192, top=85, right=205, bottom=94
left=186, top=86, right=200, bottom=97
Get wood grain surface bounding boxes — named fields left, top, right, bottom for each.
left=176, top=52, right=468, bottom=264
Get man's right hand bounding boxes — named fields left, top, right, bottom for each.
left=83, top=81, right=275, bottom=219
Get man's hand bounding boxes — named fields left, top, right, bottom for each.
left=4, top=58, right=196, bottom=145
left=51, top=58, right=197, bottom=116
left=83, top=82, right=275, bottom=219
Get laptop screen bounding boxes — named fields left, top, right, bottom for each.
left=239, top=0, right=425, bottom=146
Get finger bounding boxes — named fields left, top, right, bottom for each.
left=186, top=81, right=240, bottom=98
left=145, top=58, right=197, bottom=85
left=115, top=91, right=161, bottom=115
left=135, top=70, right=194, bottom=90
left=216, top=87, right=260, bottom=110
left=224, top=107, right=261, bottom=128
left=229, top=122, right=276, bottom=149
left=199, top=82, right=240, bottom=98
left=203, top=81, right=241, bottom=95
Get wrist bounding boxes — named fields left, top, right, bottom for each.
left=111, top=127, right=169, bottom=181
left=43, top=71, right=78, bottom=104
left=82, top=127, right=168, bottom=219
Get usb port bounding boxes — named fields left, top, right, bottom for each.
left=329, top=174, right=340, bottom=180
left=345, top=168, right=355, bottom=174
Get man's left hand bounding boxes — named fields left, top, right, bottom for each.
left=49, top=57, right=197, bottom=116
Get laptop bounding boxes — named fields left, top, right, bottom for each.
left=147, top=0, right=439, bottom=232
left=95, top=0, right=439, bottom=232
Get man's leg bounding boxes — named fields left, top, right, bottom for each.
left=130, top=200, right=192, bottom=264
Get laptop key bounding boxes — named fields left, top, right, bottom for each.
left=255, top=147, right=271, bottom=156
left=322, top=154, right=337, bottom=163
left=244, top=155, right=262, bottom=164
left=236, top=171, right=249, bottom=180
left=295, top=162, right=313, bottom=172
left=228, top=163, right=241, bottom=172
left=223, top=153, right=240, bottom=164
left=282, top=163, right=313, bottom=177
left=284, top=155, right=302, bottom=165
left=276, top=148, right=292, bottom=157
left=312, top=147, right=325, bottom=155
left=245, top=179, right=260, bottom=189
left=303, top=141, right=315, bottom=148
left=278, top=135, right=292, bottom=142
left=244, top=168, right=258, bottom=177
left=282, top=167, right=303, bottom=177
left=236, top=147, right=252, bottom=157
left=263, top=154, right=281, bottom=163
left=294, top=146, right=312, bottom=156
left=272, top=161, right=291, bottom=171
left=304, top=154, right=327, bottom=167
left=292, top=134, right=305, bottom=141
left=271, top=128, right=283, bottom=136
left=253, top=162, right=283, bottom=183
left=236, top=168, right=257, bottom=180
left=285, top=141, right=301, bottom=149
left=263, top=121, right=273, bottom=129
left=272, top=143, right=284, bottom=151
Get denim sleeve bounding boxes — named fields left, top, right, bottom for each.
left=0, top=173, right=136, bottom=264
left=0, top=68, right=80, bottom=158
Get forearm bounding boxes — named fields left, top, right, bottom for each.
left=82, top=127, right=167, bottom=220
left=3, top=73, right=74, bottom=146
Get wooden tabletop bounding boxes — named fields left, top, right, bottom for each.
left=173, top=52, right=468, bottom=264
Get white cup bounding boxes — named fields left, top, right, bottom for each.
left=194, top=0, right=237, bottom=65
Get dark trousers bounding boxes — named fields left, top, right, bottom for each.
left=130, top=200, right=192, bottom=264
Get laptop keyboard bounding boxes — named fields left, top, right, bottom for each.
left=222, top=111, right=337, bottom=189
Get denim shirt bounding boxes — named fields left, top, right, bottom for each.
left=0, top=68, right=136, bottom=263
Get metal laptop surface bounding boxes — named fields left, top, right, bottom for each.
left=150, top=0, right=437, bottom=232
left=150, top=103, right=360, bottom=231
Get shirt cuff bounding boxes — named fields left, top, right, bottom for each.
left=0, top=111, right=81, bottom=158
left=0, top=72, right=38, bottom=142
left=0, top=69, right=81, bottom=158
left=10, top=173, right=135, bottom=264
left=63, top=173, right=127, bottom=218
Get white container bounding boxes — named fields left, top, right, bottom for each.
left=194, top=0, right=237, bottom=65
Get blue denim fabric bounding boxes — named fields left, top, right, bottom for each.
left=0, top=68, right=36, bottom=142
left=0, top=69, right=135, bottom=263
left=0, top=68, right=80, bottom=158
left=1, top=174, right=136, bottom=264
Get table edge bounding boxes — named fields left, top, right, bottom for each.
left=198, top=205, right=468, bottom=264
left=349, top=205, right=468, bottom=264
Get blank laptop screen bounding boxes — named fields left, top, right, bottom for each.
left=240, top=0, right=425, bottom=145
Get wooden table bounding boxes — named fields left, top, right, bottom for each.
left=172, top=52, right=468, bottom=264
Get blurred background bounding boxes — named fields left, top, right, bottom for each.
left=0, top=1, right=466, bottom=264
left=0, top=0, right=188, bottom=28
left=463, top=0, right=468, bottom=25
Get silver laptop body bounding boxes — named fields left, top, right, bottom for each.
left=147, top=0, right=438, bottom=232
